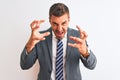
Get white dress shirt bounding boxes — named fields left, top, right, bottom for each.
left=51, top=31, right=67, bottom=80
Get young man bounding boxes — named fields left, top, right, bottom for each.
left=20, top=3, right=97, bottom=80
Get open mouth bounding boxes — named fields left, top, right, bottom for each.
left=56, top=32, right=64, bottom=38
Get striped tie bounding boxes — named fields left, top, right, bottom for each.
left=55, top=39, right=64, bottom=80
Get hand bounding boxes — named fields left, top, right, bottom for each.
left=68, top=25, right=89, bottom=57
left=26, top=20, right=50, bottom=53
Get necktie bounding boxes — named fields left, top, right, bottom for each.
left=55, top=39, right=64, bottom=80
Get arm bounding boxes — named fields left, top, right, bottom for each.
left=68, top=25, right=97, bottom=69
left=20, top=20, right=50, bottom=69
left=20, top=47, right=37, bottom=69
left=80, top=47, right=97, bottom=69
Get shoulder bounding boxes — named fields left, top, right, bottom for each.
left=68, top=27, right=80, bottom=37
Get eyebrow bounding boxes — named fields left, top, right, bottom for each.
left=62, top=21, right=67, bottom=25
left=52, top=22, right=58, bottom=25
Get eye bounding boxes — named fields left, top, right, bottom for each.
left=62, top=21, right=67, bottom=26
left=52, top=22, right=58, bottom=26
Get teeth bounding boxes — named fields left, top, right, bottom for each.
left=58, top=33, right=62, bottom=34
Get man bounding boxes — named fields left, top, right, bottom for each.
left=20, top=3, right=97, bottom=80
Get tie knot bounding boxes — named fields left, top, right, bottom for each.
left=57, top=39, right=61, bottom=42
left=57, top=40, right=63, bottom=46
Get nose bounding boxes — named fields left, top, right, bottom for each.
left=57, top=25, right=62, bottom=31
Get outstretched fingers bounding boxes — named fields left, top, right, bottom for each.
left=68, top=43, right=77, bottom=48
left=68, top=36, right=83, bottom=48
left=41, top=32, right=50, bottom=37
left=69, top=36, right=82, bottom=43
left=38, top=32, right=50, bottom=41
left=76, top=25, right=88, bottom=40
left=68, top=25, right=88, bottom=49
left=30, top=20, right=45, bottom=31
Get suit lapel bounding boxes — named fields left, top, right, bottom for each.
left=46, top=28, right=52, bottom=66
left=66, top=28, right=73, bottom=60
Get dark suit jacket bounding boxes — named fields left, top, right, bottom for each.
left=20, top=27, right=97, bottom=80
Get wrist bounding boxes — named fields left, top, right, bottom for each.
left=82, top=48, right=90, bottom=58
left=83, top=51, right=89, bottom=58
left=26, top=41, right=35, bottom=53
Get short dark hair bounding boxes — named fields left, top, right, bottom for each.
left=49, top=3, right=69, bottom=18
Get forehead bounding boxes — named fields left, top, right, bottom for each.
left=50, top=14, right=69, bottom=23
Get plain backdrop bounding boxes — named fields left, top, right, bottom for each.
left=0, top=0, right=120, bottom=80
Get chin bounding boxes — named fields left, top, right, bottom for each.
left=56, top=36, right=64, bottom=40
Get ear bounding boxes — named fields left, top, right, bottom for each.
left=68, top=16, right=70, bottom=22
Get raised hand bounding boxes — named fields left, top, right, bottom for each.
left=68, top=25, right=89, bottom=57
left=26, top=20, right=50, bottom=53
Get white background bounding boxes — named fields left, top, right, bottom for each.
left=0, top=0, right=120, bottom=80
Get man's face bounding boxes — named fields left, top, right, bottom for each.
left=49, top=14, right=70, bottom=39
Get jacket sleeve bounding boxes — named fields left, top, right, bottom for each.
left=70, top=28, right=97, bottom=70
left=20, top=46, right=38, bottom=70
left=80, top=49, right=97, bottom=70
